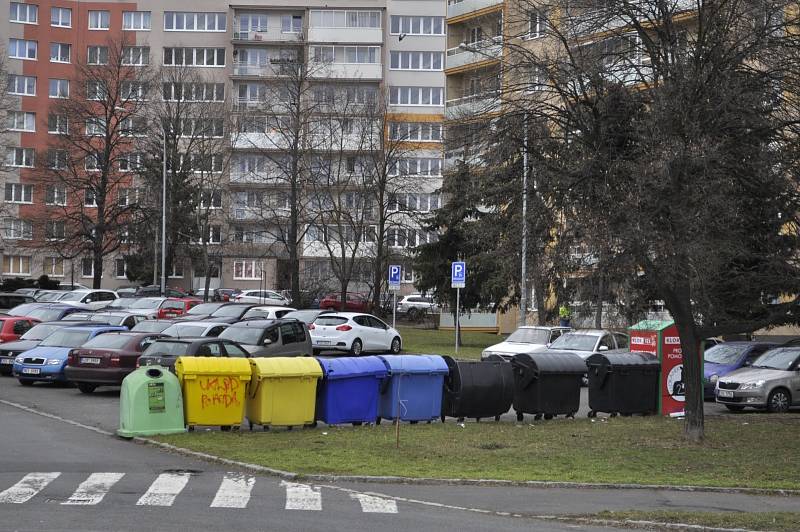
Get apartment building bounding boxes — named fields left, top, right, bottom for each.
left=1, top=0, right=445, bottom=292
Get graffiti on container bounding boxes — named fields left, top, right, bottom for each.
left=198, top=376, right=242, bottom=409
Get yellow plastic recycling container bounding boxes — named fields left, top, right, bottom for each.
left=247, top=357, right=322, bottom=428
left=175, top=357, right=252, bottom=428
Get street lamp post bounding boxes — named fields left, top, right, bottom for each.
left=161, top=131, right=167, bottom=297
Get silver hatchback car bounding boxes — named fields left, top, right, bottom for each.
left=715, top=346, right=800, bottom=412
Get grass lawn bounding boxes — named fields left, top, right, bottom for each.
left=397, top=326, right=503, bottom=360
left=154, top=415, right=800, bottom=490
left=585, top=511, right=800, bottom=532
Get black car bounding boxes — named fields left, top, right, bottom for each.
left=199, top=303, right=260, bottom=324
left=217, top=319, right=312, bottom=357
left=137, top=337, right=250, bottom=372
left=134, top=285, right=189, bottom=298
left=0, top=293, right=35, bottom=313
left=172, top=302, right=237, bottom=322
left=0, top=321, right=100, bottom=375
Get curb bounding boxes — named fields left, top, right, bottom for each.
left=132, top=436, right=800, bottom=497
left=544, top=516, right=764, bottom=532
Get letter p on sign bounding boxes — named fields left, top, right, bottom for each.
left=388, top=264, right=401, bottom=290
left=451, top=261, right=466, bottom=288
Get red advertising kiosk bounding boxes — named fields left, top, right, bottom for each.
left=628, top=320, right=686, bottom=416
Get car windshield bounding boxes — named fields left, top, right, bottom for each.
left=107, top=298, right=136, bottom=309
left=27, top=308, right=68, bottom=321
left=283, top=310, right=319, bottom=323
left=142, top=341, right=189, bottom=358
left=130, top=298, right=163, bottom=309
left=751, top=348, right=800, bottom=371
left=91, top=314, right=121, bottom=325
left=81, top=334, right=132, bottom=349
left=40, top=329, right=94, bottom=347
left=163, top=324, right=207, bottom=337
left=219, top=327, right=263, bottom=345
left=549, top=333, right=599, bottom=351
left=243, top=310, right=272, bottom=319
left=8, top=303, right=41, bottom=316
left=132, top=321, right=171, bottom=333
left=704, top=344, right=749, bottom=365
left=211, top=305, right=247, bottom=318
left=506, top=328, right=550, bottom=344
left=187, top=303, right=224, bottom=315
left=21, top=323, right=65, bottom=341
left=37, top=292, right=63, bottom=302
left=314, top=316, right=348, bottom=327
left=58, top=292, right=86, bottom=301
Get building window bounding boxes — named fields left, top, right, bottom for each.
left=389, top=16, right=444, bottom=35
left=3, top=255, right=31, bottom=275
left=45, top=185, right=67, bottom=206
left=119, top=154, right=144, bottom=172
left=4, top=183, right=33, bottom=203
left=233, top=260, right=263, bottom=280
left=46, top=149, right=68, bottom=169
left=389, top=158, right=443, bottom=177
left=8, top=75, right=36, bottom=96
left=281, top=14, right=303, bottom=33
left=163, top=47, right=226, bottom=67
left=200, top=190, right=222, bottom=209
left=389, top=86, right=444, bottom=106
left=123, top=11, right=150, bottom=30
left=49, top=42, right=70, bottom=63
left=86, top=81, right=107, bottom=100
left=114, top=258, right=127, bottom=278
left=81, top=258, right=94, bottom=278
left=528, top=9, right=548, bottom=39
left=88, top=10, right=109, bottom=30
left=9, top=39, right=37, bottom=60
left=309, top=11, right=379, bottom=28
left=87, top=45, right=109, bottom=65
left=164, top=12, right=226, bottom=31
left=168, top=261, right=184, bottom=278
left=50, top=6, right=70, bottom=27
left=120, top=116, right=147, bottom=136
left=120, top=81, right=148, bottom=100
left=10, top=2, right=38, bottom=24
left=389, top=122, right=443, bottom=142
left=48, top=78, right=69, bottom=98
left=206, top=226, right=222, bottom=244
left=162, top=82, right=224, bottom=102
left=85, top=117, right=106, bottom=136
left=311, top=46, right=380, bottom=64
left=44, top=257, right=64, bottom=277
left=121, top=46, right=150, bottom=66
left=46, top=220, right=65, bottom=240
left=6, top=147, right=34, bottom=167
left=84, top=189, right=97, bottom=206
left=8, top=111, right=36, bottom=132
left=4, top=218, right=33, bottom=240
left=48, top=114, right=68, bottom=134
left=390, top=51, right=443, bottom=71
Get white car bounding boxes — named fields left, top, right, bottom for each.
left=161, top=321, right=229, bottom=338
left=56, top=289, right=118, bottom=310
left=309, top=312, right=402, bottom=356
left=241, top=306, right=297, bottom=321
left=396, top=294, right=440, bottom=317
left=481, top=326, right=572, bottom=361
left=234, top=290, right=290, bottom=306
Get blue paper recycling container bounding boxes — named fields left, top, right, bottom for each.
left=315, top=356, right=388, bottom=425
left=377, top=355, right=449, bottom=422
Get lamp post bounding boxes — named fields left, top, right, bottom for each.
left=161, top=129, right=167, bottom=297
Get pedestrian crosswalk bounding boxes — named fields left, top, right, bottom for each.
left=0, top=472, right=398, bottom=513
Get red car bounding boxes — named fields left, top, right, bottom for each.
left=0, top=316, right=39, bottom=343
left=319, top=293, right=371, bottom=312
left=156, top=298, right=202, bottom=319
left=64, top=331, right=165, bottom=393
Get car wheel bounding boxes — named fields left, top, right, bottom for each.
left=350, top=338, right=363, bottom=356
left=390, top=337, right=401, bottom=354
left=767, top=388, right=791, bottom=413
left=725, top=405, right=745, bottom=412
left=18, top=379, right=33, bottom=386
left=77, top=382, right=97, bottom=394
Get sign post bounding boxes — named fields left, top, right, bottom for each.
left=451, top=262, right=466, bottom=355
left=388, top=265, right=401, bottom=329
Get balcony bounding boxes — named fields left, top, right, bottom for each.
left=308, top=62, right=383, bottom=80
left=232, top=61, right=300, bottom=78
left=447, top=0, right=503, bottom=20
left=232, top=22, right=303, bottom=44
left=232, top=132, right=289, bottom=150
left=570, top=0, right=696, bottom=36
left=308, top=27, right=383, bottom=44
left=232, top=207, right=262, bottom=220
left=445, top=93, right=501, bottom=119
left=446, top=37, right=502, bottom=71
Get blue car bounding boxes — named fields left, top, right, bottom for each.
left=12, top=325, right=127, bottom=386
left=703, top=342, right=777, bottom=399
left=7, top=303, right=84, bottom=322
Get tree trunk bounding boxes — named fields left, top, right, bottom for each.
left=340, top=283, right=348, bottom=312
left=202, top=245, right=212, bottom=303
left=671, top=304, right=705, bottom=442
left=594, top=272, right=604, bottom=329
left=92, top=244, right=103, bottom=289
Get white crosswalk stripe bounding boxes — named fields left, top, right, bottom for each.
left=0, top=473, right=61, bottom=504
left=350, top=493, right=398, bottom=514
left=62, top=473, right=125, bottom=506
left=282, top=481, right=322, bottom=511
left=210, top=473, right=255, bottom=508
left=136, top=472, right=192, bottom=507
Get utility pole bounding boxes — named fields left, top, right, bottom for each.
left=519, top=114, right=529, bottom=327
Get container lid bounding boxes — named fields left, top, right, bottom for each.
left=175, top=356, right=252, bottom=378
left=378, top=354, right=449, bottom=375
left=629, top=319, right=674, bottom=331
left=249, top=357, right=322, bottom=378
left=586, top=352, right=660, bottom=368
left=316, top=356, right=387, bottom=380
left=512, top=352, right=587, bottom=374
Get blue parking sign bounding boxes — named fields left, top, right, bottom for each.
left=451, top=262, right=466, bottom=288
left=388, top=265, right=402, bottom=290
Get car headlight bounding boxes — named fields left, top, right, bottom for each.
left=709, top=374, right=718, bottom=384
left=740, top=380, right=765, bottom=390
left=14, top=356, right=24, bottom=364
left=47, top=359, right=63, bottom=365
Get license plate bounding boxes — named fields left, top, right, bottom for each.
left=22, top=368, right=40, bottom=375
left=718, top=390, right=734, bottom=398
left=316, top=340, right=331, bottom=345
left=0, top=359, right=12, bottom=365
left=81, top=357, right=101, bottom=365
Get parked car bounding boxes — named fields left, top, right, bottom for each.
left=218, top=319, right=312, bottom=357
left=130, top=319, right=177, bottom=334
left=194, top=288, right=238, bottom=302
left=105, top=297, right=140, bottom=310
left=281, top=309, right=334, bottom=325
left=125, top=297, right=170, bottom=319
left=309, top=312, right=401, bottom=356
left=13, top=288, right=43, bottom=298
left=33, top=291, right=64, bottom=302
left=172, top=302, right=236, bottom=321
left=481, top=326, right=573, bottom=361
left=715, top=346, right=800, bottom=412
left=8, top=303, right=85, bottom=322
left=0, top=316, right=39, bottom=344
left=318, top=293, right=371, bottom=313
left=241, top=306, right=297, bottom=321
left=703, top=342, right=778, bottom=399
left=0, top=292, right=35, bottom=312
left=396, top=294, right=440, bottom=319
left=135, top=285, right=189, bottom=298
left=12, top=325, right=127, bottom=385
left=0, top=321, right=99, bottom=375
left=64, top=332, right=164, bottom=393
left=56, top=289, right=119, bottom=310
left=115, top=286, right=138, bottom=297
left=157, top=298, right=202, bottom=319
left=161, top=321, right=229, bottom=338
left=233, top=289, right=290, bottom=306
left=547, top=330, right=630, bottom=360
left=201, top=303, right=260, bottom=324
left=64, top=311, right=145, bottom=330
left=137, top=337, right=250, bottom=372
left=56, top=283, right=90, bottom=291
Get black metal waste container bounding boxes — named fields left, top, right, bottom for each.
left=586, top=352, right=660, bottom=417
left=511, top=353, right=586, bottom=421
left=441, top=356, right=514, bottom=422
